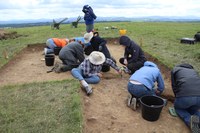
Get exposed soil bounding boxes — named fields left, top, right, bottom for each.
left=0, top=39, right=190, bottom=133
left=0, top=29, right=22, bottom=40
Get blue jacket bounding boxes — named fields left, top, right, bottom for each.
left=82, top=5, right=97, bottom=25
left=129, top=61, right=165, bottom=92
left=74, top=37, right=84, bottom=43
left=74, top=37, right=91, bottom=47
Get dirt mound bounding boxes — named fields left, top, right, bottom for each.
left=0, top=40, right=190, bottom=133
left=0, top=29, right=22, bottom=40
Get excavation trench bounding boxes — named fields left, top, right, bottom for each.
left=0, top=39, right=189, bottom=133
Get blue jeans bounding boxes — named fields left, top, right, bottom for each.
left=127, top=82, right=155, bottom=98
left=71, top=68, right=100, bottom=84
left=174, top=96, right=200, bottom=127
left=46, top=39, right=56, bottom=54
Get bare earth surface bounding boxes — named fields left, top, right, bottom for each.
left=0, top=40, right=190, bottom=133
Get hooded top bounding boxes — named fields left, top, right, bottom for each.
left=59, top=41, right=85, bottom=66
left=129, top=61, right=165, bottom=92
left=119, top=36, right=146, bottom=63
left=171, top=63, right=200, bottom=97
left=119, top=36, right=131, bottom=47
left=82, top=5, right=97, bottom=25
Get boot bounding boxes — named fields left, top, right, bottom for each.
left=60, top=64, right=74, bottom=72
left=53, top=63, right=64, bottom=73
left=84, top=85, right=93, bottom=96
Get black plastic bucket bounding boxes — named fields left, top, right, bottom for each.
left=140, top=95, right=164, bottom=121
left=54, top=47, right=62, bottom=55
left=45, top=54, right=55, bottom=66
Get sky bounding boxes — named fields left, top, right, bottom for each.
left=0, top=0, right=200, bottom=21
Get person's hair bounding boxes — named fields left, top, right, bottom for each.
left=69, top=38, right=75, bottom=42
left=93, top=31, right=99, bottom=37
left=176, top=63, right=194, bottom=69
left=78, top=41, right=85, bottom=48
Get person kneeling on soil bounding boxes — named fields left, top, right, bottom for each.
left=71, top=51, right=122, bottom=96
left=171, top=63, right=200, bottom=133
left=119, top=36, right=147, bottom=75
left=44, top=38, right=69, bottom=55
left=127, top=61, right=165, bottom=110
left=44, top=32, right=93, bottom=55
left=55, top=32, right=93, bottom=73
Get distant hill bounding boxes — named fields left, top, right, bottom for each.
left=1, top=16, right=200, bottom=28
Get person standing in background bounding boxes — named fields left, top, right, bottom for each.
left=82, top=5, right=97, bottom=32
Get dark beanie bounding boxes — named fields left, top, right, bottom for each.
left=119, top=36, right=131, bottom=47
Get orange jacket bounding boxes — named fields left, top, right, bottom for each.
left=52, top=38, right=69, bottom=47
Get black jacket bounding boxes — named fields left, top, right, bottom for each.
left=171, top=64, right=200, bottom=97
left=84, top=36, right=111, bottom=58
left=119, top=36, right=146, bottom=63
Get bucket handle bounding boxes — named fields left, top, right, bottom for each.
left=139, top=95, right=167, bottom=107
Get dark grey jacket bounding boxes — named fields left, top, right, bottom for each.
left=171, top=64, right=200, bottom=97
left=59, top=42, right=84, bottom=66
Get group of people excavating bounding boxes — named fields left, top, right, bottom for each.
left=43, top=5, right=200, bottom=133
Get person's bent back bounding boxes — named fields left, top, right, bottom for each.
left=127, top=61, right=165, bottom=110
left=171, top=64, right=200, bottom=97
left=171, top=63, right=200, bottom=132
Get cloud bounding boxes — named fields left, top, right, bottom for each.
left=0, top=0, right=200, bottom=21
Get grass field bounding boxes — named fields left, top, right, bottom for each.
left=1, top=22, right=200, bottom=72
left=0, top=80, right=82, bottom=133
left=0, top=22, right=200, bottom=132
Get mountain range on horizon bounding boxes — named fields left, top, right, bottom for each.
left=0, top=16, right=200, bottom=25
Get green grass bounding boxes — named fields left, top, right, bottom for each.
left=0, top=21, right=200, bottom=132
left=1, top=22, right=200, bottom=72
left=0, top=80, right=83, bottom=133
left=131, top=22, right=200, bottom=71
